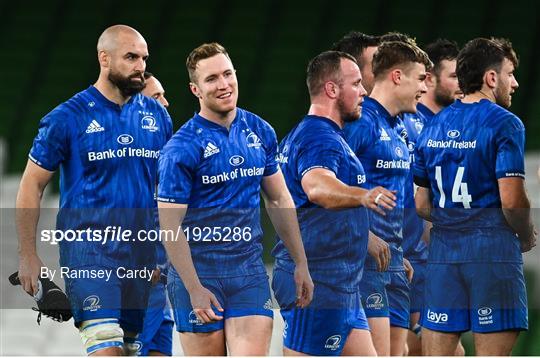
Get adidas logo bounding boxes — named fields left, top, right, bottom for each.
left=380, top=128, right=390, bottom=141
left=203, top=142, right=220, bottom=158
left=85, top=119, right=105, bottom=134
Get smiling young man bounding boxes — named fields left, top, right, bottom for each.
left=414, top=37, right=537, bottom=356
left=16, top=25, right=172, bottom=355
left=343, top=40, right=431, bottom=356
left=157, top=42, right=313, bottom=356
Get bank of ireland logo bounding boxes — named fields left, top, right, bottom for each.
left=324, top=335, right=342, bottom=351
left=366, top=293, right=384, bottom=310
left=229, top=155, right=245, bottom=166
left=188, top=310, right=203, bottom=325
left=83, top=295, right=101, bottom=311
left=246, top=132, right=262, bottom=148
left=395, top=146, right=404, bottom=158
left=478, top=307, right=492, bottom=317
left=117, top=134, right=134, bottom=145
left=447, top=129, right=460, bottom=139
left=141, top=115, right=159, bottom=132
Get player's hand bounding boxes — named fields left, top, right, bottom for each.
left=403, top=258, right=414, bottom=282
left=18, top=252, right=43, bottom=296
left=294, top=261, right=314, bottom=308
left=188, top=285, right=223, bottom=323
left=520, top=227, right=537, bottom=253
left=150, top=267, right=161, bottom=286
left=368, top=234, right=390, bottom=272
left=361, top=187, right=397, bottom=216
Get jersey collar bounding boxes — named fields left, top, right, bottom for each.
left=194, top=110, right=241, bottom=132
left=304, top=115, right=342, bottom=132
left=87, top=85, right=139, bottom=109
left=364, top=96, right=397, bottom=123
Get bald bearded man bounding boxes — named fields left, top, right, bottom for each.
left=16, top=25, right=172, bottom=356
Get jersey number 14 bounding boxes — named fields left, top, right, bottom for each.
left=435, top=166, right=472, bottom=208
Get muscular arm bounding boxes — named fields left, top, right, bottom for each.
left=415, top=186, right=433, bottom=222
left=301, top=168, right=396, bottom=213
left=158, top=202, right=222, bottom=321
left=499, top=177, right=537, bottom=252
left=261, top=170, right=313, bottom=307
left=16, top=160, right=54, bottom=295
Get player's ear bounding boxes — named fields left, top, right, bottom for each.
left=391, top=69, right=402, bottom=85
left=189, top=82, right=202, bottom=99
left=425, top=72, right=436, bottom=89
left=324, top=81, right=339, bottom=99
left=98, top=50, right=110, bottom=69
left=484, top=69, right=498, bottom=89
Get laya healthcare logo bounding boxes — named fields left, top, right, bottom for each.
left=366, top=293, right=384, bottom=310
left=83, top=295, right=101, bottom=311
left=141, top=114, right=159, bottom=132
left=426, top=309, right=448, bottom=324
left=324, top=335, right=342, bottom=351
left=86, top=119, right=105, bottom=134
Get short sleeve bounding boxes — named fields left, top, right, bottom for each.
left=157, top=136, right=201, bottom=203
left=258, top=121, right=279, bottom=177
left=297, top=140, right=343, bottom=178
left=495, top=116, right=525, bottom=179
left=28, top=108, right=71, bottom=171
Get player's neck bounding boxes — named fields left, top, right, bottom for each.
left=94, top=79, right=132, bottom=106
left=420, top=95, right=442, bottom=114
left=370, top=86, right=400, bottom=117
left=462, top=88, right=495, bottom=104
left=199, top=107, right=237, bottom=130
left=308, top=103, right=344, bottom=128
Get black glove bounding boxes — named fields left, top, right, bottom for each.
left=9, top=271, right=72, bottom=324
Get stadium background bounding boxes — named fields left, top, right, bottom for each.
left=1, top=0, right=539, bottom=355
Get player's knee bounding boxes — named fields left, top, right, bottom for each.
left=79, top=319, right=124, bottom=355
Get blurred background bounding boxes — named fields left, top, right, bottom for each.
left=1, top=0, right=539, bottom=355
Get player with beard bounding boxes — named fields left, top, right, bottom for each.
left=272, top=51, right=396, bottom=355
left=16, top=25, right=172, bottom=355
left=400, top=39, right=465, bottom=355
left=157, top=43, right=313, bottom=356
left=414, top=38, right=537, bottom=355
left=344, top=41, right=431, bottom=356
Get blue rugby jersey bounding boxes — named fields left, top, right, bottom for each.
left=344, top=97, right=410, bottom=271
left=271, top=115, right=369, bottom=292
left=29, top=86, right=173, bottom=268
left=413, top=99, right=525, bottom=263
left=157, top=108, right=279, bottom=277
left=400, top=103, right=433, bottom=263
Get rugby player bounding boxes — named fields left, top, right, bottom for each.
left=137, top=72, right=174, bottom=356
left=344, top=40, right=431, bottom=356
left=272, top=50, right=396, bottom=356
left=157, top=42, right=313, bottom=355
left=400, top=39, right=465, bottom=356
left=16, top=25, right=172, bottom=355
left=331, top=31, right=380, bottom=95
left=414, top=37, right=537, bottom=355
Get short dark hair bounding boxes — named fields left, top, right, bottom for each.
left=456, top=38, right=518, bottom=95
left=424, top=39, right=459, bottom=77
left=379, top=31, right=416, bottom=45
left=143, top=71, right=153, bottom=80
left=306, top=50, right=358, bottom=97
left=372, top=41, right=432, bottom=79
left=331, top=32, right=380, bottom=67
left=186, top=42, right=230, bottom=83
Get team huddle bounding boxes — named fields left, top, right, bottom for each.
left=15, top=24, right=537, bottom=356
